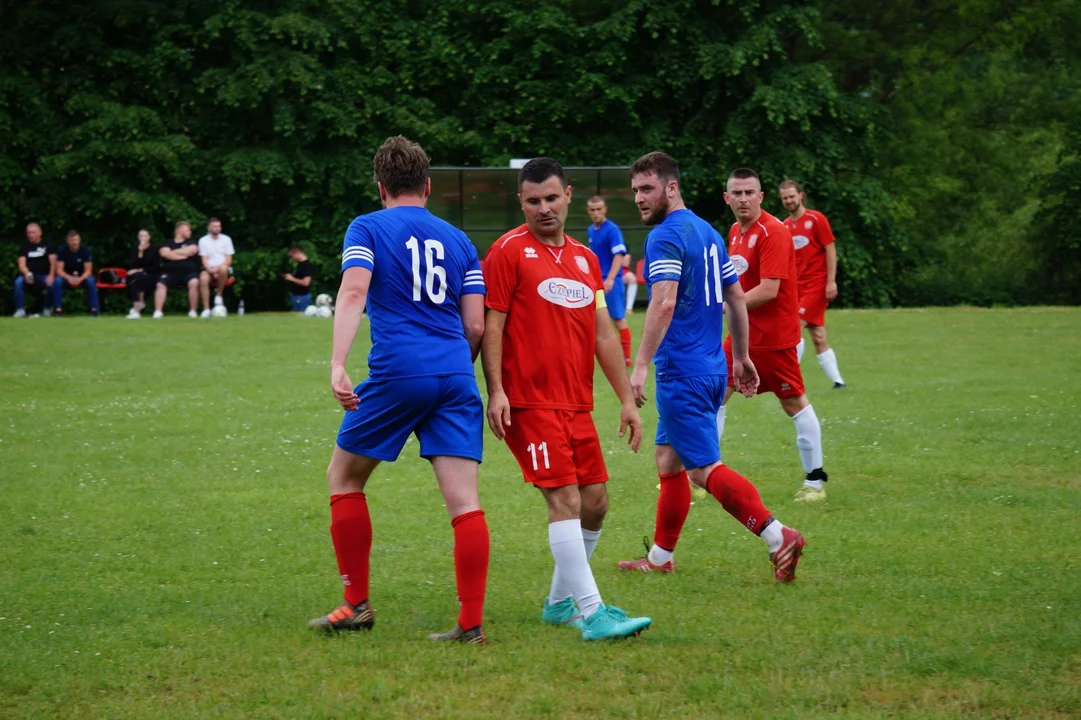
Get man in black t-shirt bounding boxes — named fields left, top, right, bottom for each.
left=12, top=222, right=56, bottom=317
left=53, top=229, right=100, bottom=316
left=153, top=221, right=201, bottom=318
left=282, top=245, right=313, bottom=311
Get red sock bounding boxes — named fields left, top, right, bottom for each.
left=330, top=492, right=372, bottom=606
left=451, top=510, right=489, bottom=630
left=705, top=465, right=773, bottom=535
left=619, top=327, right=632, bottom=364
left=654, top=471, right=691, bottom=551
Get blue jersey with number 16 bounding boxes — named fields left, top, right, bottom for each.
left=645, top=209, right=739, bottom=380
left=341, top=206, right=485, bottom=381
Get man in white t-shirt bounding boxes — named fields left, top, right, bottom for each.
left=198, top=217, right=235, bottom=317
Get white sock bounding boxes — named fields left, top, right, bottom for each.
left=791, top=405, right=823, bottom=473
left=716, top=404, right=727, bottom=442
left=624, top=277, right=637, bottom=314
left=214, top=295, right=224, bottom=306
left=761, top=519, right=786, bottom=553
left=796, top=338, right=805, bottom=362
left=648, top=545, right=673, bottom=565
left=582, top=528, right=602, bottom=560
left=803, top=479, right=824, bottom=490
left=817, top=349, right=844, bottom=384
left=548, top=519, right=602, bottom=618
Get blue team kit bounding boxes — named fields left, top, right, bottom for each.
left=587, top=219, right=628, bottom=321
left=336, top=206, right=485, bottom=462
left=645, top=209, right=739, bottom=470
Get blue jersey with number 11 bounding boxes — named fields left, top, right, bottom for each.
left=341, top=206, right=485, bottom=381
left=645, top=209, right=739, bottom=380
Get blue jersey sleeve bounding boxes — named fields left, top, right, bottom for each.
left=461, top=238, right=486, bottom=296
left=608, top=224, right=627, bottom=256
left=644, top=228, right=683, bottom=282
left=716, top=230, right=739, bottom=287
left=341, top=217, right=375, bottom=272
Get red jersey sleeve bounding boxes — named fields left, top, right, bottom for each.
left=758, top=226, right=792, bottom=280
left=815, top=212, right=836, bottom=246
left=483, top=243, right=517, bottom=313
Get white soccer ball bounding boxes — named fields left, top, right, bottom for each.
left=211, top=305, right=228, bottom=318
left=316, top=293, right=333, bottom=307
left=304, top=305, right=319, bottom=317
left=316, top=305, right=333, bottom=318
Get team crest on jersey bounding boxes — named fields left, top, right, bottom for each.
left=748, top=234, right=758, bottom=249
left=524, top=246, right=538, bottom=258
left=730, top=254, right=749, bottom=276
left=537, top=278, right=595, bottom=309
left=575, top=255, right=589, bottom=273
left=805, top=220, right=813, bottom=229
left=793, top=235, right=810, bottom=250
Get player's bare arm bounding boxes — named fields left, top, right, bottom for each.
left=459, top=294, right=485, bottom=363
left=480, top=308, right=511, bottom=439
left=630, top=279, right=678, bottom=407
left=330, top=266, right=371, bottom=412
left=603, top=253, right=624, bottom=293
left=825, top=242, right=838, bottom=300
left=594, top=307, right=642, bottom=453
left=743, top=277, right=780, bottom=310
left=722, top=280, right=759, bottom=398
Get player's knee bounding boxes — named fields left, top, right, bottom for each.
left=581, top=488, right=608, bottom=522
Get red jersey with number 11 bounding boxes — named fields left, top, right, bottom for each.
left=484, top=224, right=605, bottom=411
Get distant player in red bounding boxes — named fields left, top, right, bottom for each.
left=720, top=168, right=829, bottom=502
left=483, top=157, right=653, bottom=640
left=780, top=180, right=846, bottom=388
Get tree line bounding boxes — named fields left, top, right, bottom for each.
left=1, top=0, right=1078, bottom=312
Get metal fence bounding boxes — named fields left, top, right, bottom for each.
left=428, top=166, right=648, bottom=259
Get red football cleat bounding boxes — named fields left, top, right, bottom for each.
left=770, top=527, right=806, bottom=583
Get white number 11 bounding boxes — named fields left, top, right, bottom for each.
left=527, top=442, right=550, bottom=471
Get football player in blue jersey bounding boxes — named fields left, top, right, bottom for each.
left=617, top=152, right=807, bottom=583
left=308, top=136, right=490, bottom=645
left=586, top=196, right=633, bottom=365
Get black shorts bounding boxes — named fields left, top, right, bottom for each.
left=157, top=271, right=200, bottom=288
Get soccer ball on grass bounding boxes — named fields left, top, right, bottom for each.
left=211, top=305, right=228, bottom=318
left=316, top=293, right=333, bottom=307
left=304, top=305, right=319, bottom=317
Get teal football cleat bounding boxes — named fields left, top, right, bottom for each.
left=542, top=596, right=584, bottom=629
left=581, top=604, right=651, bottom=641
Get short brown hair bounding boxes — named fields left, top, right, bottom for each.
left=729, top=167, right=760, bottom=184
left=587, top=195, right=605, bottom=205
left=65, top=229, right=80, bottom=240
left=779, top=179, right=804, bottom=194
left=518, top=157, right=566, bottom=190
left=175, top=220, right=191, bottom=230
left=207, top=217, right=221, bottom=225
left=630, top=152, right=680, bottom=184
left=373, top=135, right=430, bottom=197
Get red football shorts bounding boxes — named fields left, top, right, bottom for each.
left=725, top=337, right=806, bottom=399
left=798, top=285, right=829, bottom=327
left=504, top=409, right=608, bottom=488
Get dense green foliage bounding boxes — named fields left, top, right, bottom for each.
left=1, top=0, right=1078, bottom=311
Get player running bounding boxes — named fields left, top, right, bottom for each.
left=586, top=195, right=633, bottom=365
left=779, top=180, right=846, bottom=388
left=719, top=168, right=829, bottom=502
left=310, top=136, right=490, bottom=645
left=617, top=152, right=806, bottom=581
left=482, top=157, right=653, bottom=641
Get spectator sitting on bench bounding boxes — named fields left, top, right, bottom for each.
left=198, top=217, right=234, bottom=317
left=53, top=229, right=100, bottom=317
left=12, top=222, right=56, bottom=318
left=125, top=229, right=159, bottom=319
left=282, top=245, right=313, bottom=311
left=154, top=221, right=200, bottom=319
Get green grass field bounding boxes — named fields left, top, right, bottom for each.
left=2, top=308, right=1079, bottom=719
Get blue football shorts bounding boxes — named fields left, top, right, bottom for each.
left=604, top=278, right=626, bottom=321
left=655, top=374, right=726, bottom=470
left=336, top=374, right=483, bottom=463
